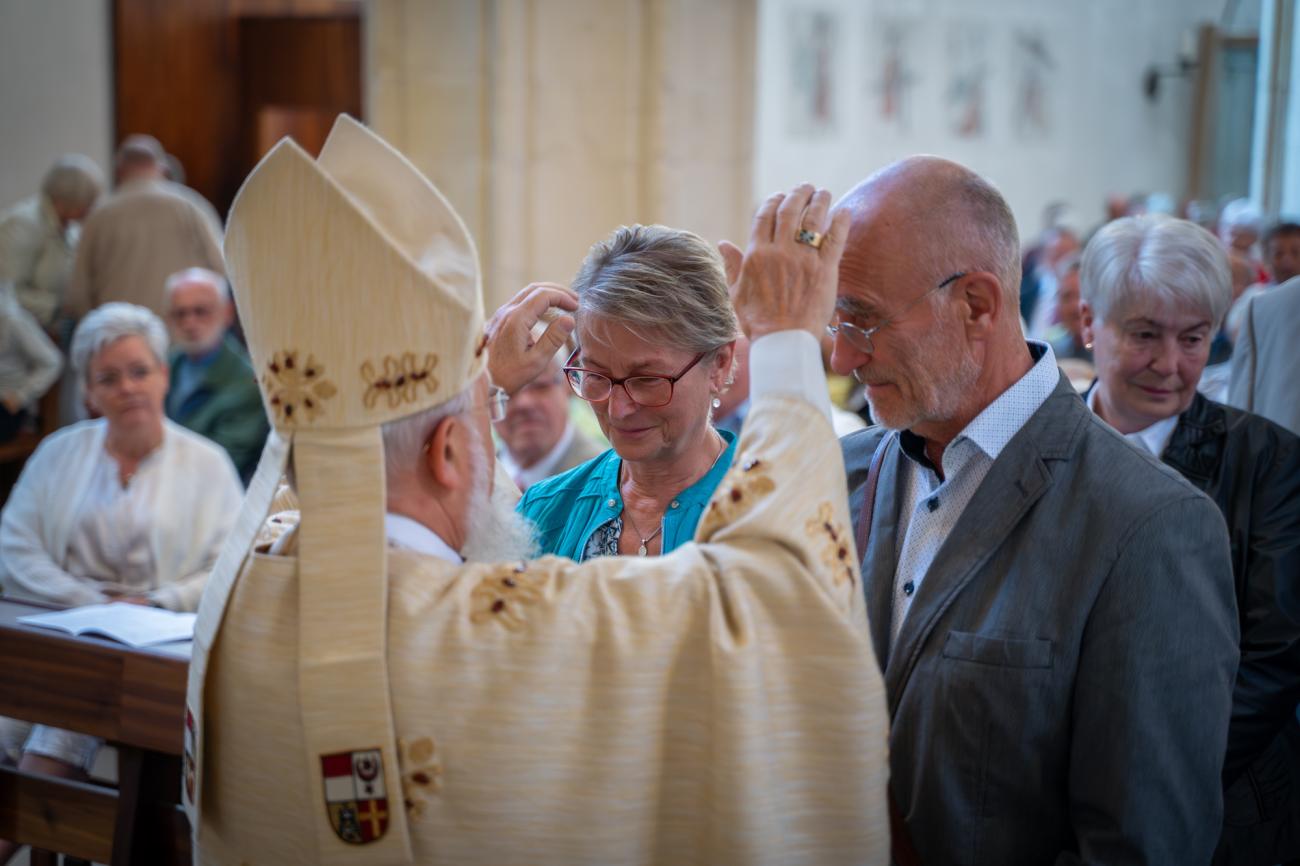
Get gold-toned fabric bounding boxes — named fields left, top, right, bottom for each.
left=195, top=395, right=890, bottom=865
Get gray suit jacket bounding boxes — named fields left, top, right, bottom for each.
left=842, top=373, right=1239, bottom=866
left=1229, top=276, right=1300, bottom=436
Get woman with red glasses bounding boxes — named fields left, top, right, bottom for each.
left=516, top=224, right=739, bottom=559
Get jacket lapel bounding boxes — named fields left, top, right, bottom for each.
left=858, top=439, right=905, bottom=670
left=882, top=377, right=1084, bottom=714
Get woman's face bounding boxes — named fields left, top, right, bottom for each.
left=574, top=317, right=732, bottom=468
left=1082, top=300, right=1213, bottom=434
left=85, top=335, right=169, bottom=435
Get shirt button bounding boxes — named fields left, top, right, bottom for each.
left=670, top=500, right=680, bottom=509
left=926, top=498, right=939, bottom=512
left=606, top=499, right=616, bottom=508
left=903, top=581, right=915, bottom=596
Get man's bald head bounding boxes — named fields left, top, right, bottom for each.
left=837, top=156, right=1021, bottom=314
left=827, top=157, right=1036, bottom=449
left=115, top=134, right=166, bottom=185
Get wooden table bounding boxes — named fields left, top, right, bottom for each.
left=0, top=598, right=192, bottom=864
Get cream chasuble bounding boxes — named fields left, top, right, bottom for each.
left=183, top=114, right=889, bottom=866
left=196, top=395, right=889, bottom=865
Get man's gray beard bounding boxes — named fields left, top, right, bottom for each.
left=460, top=443, right=540, bottom=564
left=175, top=334, right=224, bottom=356
left=865, top=322, right=981, bottom=432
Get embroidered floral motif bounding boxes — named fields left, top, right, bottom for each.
left=263, top=351, right=338, bottom=424
left=398, top=735, right=443, bottom=818
left=469, top=563, right=545, bottom=630
left=360, top=353, right=439, bottom=410
left=698, top=456, right=776, bottom=538
left=806, top=502, right=857, bottom=586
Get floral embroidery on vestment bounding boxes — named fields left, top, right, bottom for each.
left=360, top=352, right=439, bottom=410
left=263, top=351, right=338, bottom=424
left=398, top=735, right=443, bottom=818
left=698, top=456, right=776, bottom=538
left=806, top=501, right=857, bottom=586
left=469, top=563, right=544, bottom=630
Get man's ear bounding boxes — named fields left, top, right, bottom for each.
left=959, top=272, right=1002, bottom=336
left=223, top=300, right=236, bottom=329
left=424, top=415, right=469, bottom=490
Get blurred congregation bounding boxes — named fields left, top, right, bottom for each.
left=2, top=0, right=1300, bottom=864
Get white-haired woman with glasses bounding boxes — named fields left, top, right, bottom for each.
left=516, top=224, right=739, bottom=560
left=0, top=303, right=241, bottom=860
left=1080, top=214, right=1300, bottom=866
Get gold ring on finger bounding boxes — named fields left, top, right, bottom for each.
left=795, top=228, right=824, bottom=249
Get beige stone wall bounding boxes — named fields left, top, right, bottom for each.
left=368, top=0, right=756, bottom=312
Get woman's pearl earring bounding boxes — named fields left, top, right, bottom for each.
left=711, top=396, right=722, bottom=409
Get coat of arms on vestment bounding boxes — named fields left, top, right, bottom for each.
left=321, top=748, right=390, bottom=844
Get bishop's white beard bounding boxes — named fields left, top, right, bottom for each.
left=460, top=433, right=541, bottom=564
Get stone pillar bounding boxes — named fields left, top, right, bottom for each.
left=368, top=0, right=756, bottom=312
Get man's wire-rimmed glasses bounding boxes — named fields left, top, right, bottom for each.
left=562, top=347, right=705, bottom=407
left=825, top=271, right=967, bottom=355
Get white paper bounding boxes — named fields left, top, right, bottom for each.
left=19, top=603, right=197, bottom=648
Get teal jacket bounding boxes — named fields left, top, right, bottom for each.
left=166, top=335, right=269, bottom=485
left=517, top=429, right=737, bottom=561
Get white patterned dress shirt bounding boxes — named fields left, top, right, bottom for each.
left=889, top=342, right=1060, bottom=646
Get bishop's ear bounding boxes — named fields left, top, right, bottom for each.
left=424, top=415, right=471, bottom=491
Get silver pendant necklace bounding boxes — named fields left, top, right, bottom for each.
left=619, top=430, right=726, bottom=556
left=623, top=513, right=664, bottom=556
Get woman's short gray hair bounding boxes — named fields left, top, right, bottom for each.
left=1080, top=214, right=1232, bottom=328
left=70, top=302, right=169, bottom=380
left=571, top=224, right=739, bottom=353
left=41, top=155, right=105, bottom=211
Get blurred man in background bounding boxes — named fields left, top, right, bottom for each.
left=163, top=267, right=266, bottom=484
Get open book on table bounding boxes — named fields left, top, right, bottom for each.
left=18, top=602, right=196, bottom=648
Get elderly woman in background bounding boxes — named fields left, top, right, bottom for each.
left=0, top=301, right=242, bottom=607
left=0, top=154, right=104, bottom=328
left=517, top=224, right=738, bottom=559
left=1080, top=214, right=1300, bottom=866
left=0, top=302, right=241, bottom=861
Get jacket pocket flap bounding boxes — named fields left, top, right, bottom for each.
left=942, top=631, right=1053, bottom=669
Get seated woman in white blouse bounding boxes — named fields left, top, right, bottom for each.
left=0, top=302, right=242, bottom=864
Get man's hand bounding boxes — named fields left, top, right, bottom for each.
left=720, top=184, right=849, bottom=341
left=484, top=282, right=578, bottom=395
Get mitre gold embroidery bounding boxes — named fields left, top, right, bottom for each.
left=262, top=351, right=338, bottom=424
left=361, top=352, right=439, bottom=410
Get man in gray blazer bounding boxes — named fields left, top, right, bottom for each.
left=1228, top=275, right=1300, bottom=436
left=830, top=157, right=1240, bottom=865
